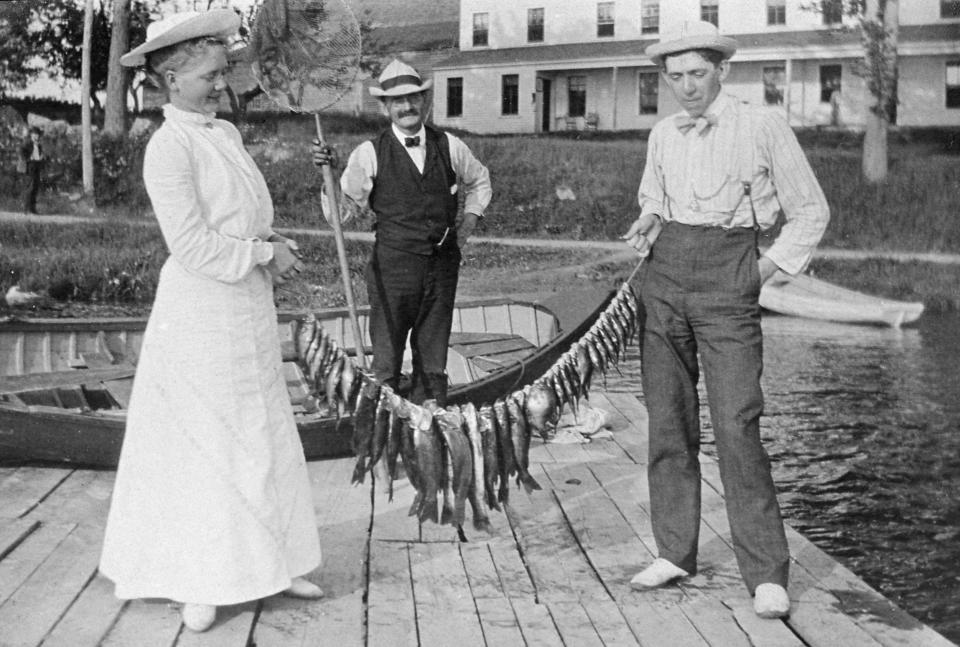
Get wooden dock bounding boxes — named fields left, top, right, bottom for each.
left=0, top=390, right=954, bottom=647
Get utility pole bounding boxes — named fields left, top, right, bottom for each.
left=81, top=0, right=95, bottom=200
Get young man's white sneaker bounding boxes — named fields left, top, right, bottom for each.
left=629, top=558, right=689, bottom=590
left=283, top=576, right=325, bottom=599
left=181, top=603, right=216, bottom=632
left=753, top=583, right=790, bottom=619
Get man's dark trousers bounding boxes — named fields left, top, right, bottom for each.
left=365, top=241, right=460, bottom=406
left=638, top=222, right=789, bottom=592
left=22, top=160, right=42, bottom=213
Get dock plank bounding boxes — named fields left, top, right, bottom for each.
left=509, top=598, right=565, bottom=647
left=0, top=517, right=40, bottom=561
left=367, top=543, right=417, bottom=647
left=581, top=597, right=643, bottom=646
left=546, top=600, right=605, bottom=647
left=0, top=466, right=73, bottom=519
left=0, top=521, right=76, bottom=606
left=409, top=542, right=485, bottom=646
left=722, top=598, right=806, bottom=647
left=174, top=601, right=257, bottom=647
left=99, top=599, right=183, bottom=647
left=40, top=576, right=126, bottom=647
left=0, top=523, right=102, bottom=647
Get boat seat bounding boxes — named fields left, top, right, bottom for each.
left=447, top=332, right=536, bottom=383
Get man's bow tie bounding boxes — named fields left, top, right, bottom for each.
left=404, top=136, right=421, bottom=147
left=675, top=114, right=718, bottom=134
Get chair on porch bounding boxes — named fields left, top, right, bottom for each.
left=585, top=112, right=599, bottom=131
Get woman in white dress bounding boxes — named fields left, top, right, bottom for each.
left=100, top=10, right=323, bottom=632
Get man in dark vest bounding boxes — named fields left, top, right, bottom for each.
left=19, top=126, right=46, bottom=214
left=313, top=59, right=492, bottom=406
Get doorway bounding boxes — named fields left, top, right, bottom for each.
left=538, top=78, right=552, bottom=132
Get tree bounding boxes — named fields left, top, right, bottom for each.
left=104, top=0, right=131, bottom=135
left=807, top=0, right=899, bottom=184
left=0, top=2, right=37, bottom=100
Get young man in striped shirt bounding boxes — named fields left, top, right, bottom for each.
left=622, top=20, right=829, bottom=619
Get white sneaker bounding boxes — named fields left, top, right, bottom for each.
left=181, top=603, right=216, bottom=632
left=754, top=583, right=790, bottom=619
left=629, top=558, right=689, bottom=590
left=283, top=576, right=325, bottom=599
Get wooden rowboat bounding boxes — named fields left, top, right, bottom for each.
left=759, top=272, right=925, bottom=328
left=0, top=291, right=609, bottom=468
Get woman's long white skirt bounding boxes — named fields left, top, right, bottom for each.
left=99, top=259, right=321, bottom=605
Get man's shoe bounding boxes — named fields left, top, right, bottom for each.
left=754, top=583, right=790, bottom=619
left=181, top=603, right=216, bottom=632
left=629, top=558, right=689, bottom=590
left=283, top=576, right=325, bottom=599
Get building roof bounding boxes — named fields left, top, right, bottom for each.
left=348, top=0, right=458, bottom=28
left=434, top=22, right=960, bottom=70
left=364, top=21, right=458, bottom=52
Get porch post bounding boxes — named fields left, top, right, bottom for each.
left=612, top=65, right=619, bottom=130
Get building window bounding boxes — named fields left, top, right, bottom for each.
left=502, top=74, right=519, bottom=115
left=568, top=76, right=587, bottom=117
left=701, top=0, right=719, bottom=26
left=943, top=1, right=960, bottom=17
left=763, top=66, right=786, bottom=105
left=947, top=61, right=960, bottom=108
left=641, top=1, right=659, bottom=34
left=819, top=64, right=842, bottom=103
left=597, top=2, right=614, bottom=37
left=822, top=0, right=843, bottom=24
left=473, top=13, right=489, bottom=46
left=528, top=8, right=544, bottom=42
left=639, top=71, right=658, bottom=114
left=447, top=77, right=463, bottom=118
left=767, top=0, right=786, bottom=25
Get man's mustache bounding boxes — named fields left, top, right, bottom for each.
left=399, top=109, right=419, bottom=118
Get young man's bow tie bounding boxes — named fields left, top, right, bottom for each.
left=675, top=114, right=718, bottom=134
left=404, top=136, right=421, bottom=147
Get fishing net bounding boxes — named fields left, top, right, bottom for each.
left=249, top=0, right=362, bottom=114
left=250, top=0, right=367, bottom=367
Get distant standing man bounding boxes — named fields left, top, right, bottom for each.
left=313, top=59, right=492, bottom=406
left=20, top=126, right=46, bottom=214
left=622, top=21, right=829, bottom=618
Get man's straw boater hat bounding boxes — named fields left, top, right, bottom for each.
left=369, top=59, right=433, bottom=98
left=120, top=9, right=240, bottom=67
left=645, top=20, right=737, bottom=66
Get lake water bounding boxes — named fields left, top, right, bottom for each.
left=611, top=311, right=960, bottom=643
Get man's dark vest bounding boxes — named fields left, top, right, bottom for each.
left=369, top=125, right=459, bottom=255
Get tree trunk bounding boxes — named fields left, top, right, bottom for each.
left=81, top=0, right=95, bottom=199
left=104, top=0, right=131, bottom=136
left=861, top=0, right=898, bottom=184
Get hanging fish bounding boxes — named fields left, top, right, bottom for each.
left=493, top=398, right=514, bottom=505
left=351, top=375, right=380, bottom=484
left=370, top=384, right=393, bottom=469
left=303, top=326, right=323, bottom=374
left=384, top=391, right=405, bottom=502
left=324, top=354, right=344, bottom=416
left=296, top=313, right=317, bottom=360
left=585, top=332, right=608, bottom=387
left=525, top=381, right=559, bottom=441
left=442, top=405, right=474, bottom=528
left=461, top=402, right=493, bottom=533
left=396, top=400, right=424, bottom=507
left=423, top=401, right=456, bottom=526
left=575, top=342, right=594, bottom=400
left=411, top=404, right=442, bottom=523
left=506, top=394, right=540, bottom=494
left=338, top=358, right=358, bottom=417
left=477, top=403, right=501, bottom=511
left=559, top=356, right=581, bottom=417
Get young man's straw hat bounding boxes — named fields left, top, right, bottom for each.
left=120, top=9, right=240, bottom=67
left=645, top=20, right=737, bottom=65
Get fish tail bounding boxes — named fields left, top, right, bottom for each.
left=420, top=496, right=440, bottom=523
left=517, top=471, right=542, bottom=494
left=408, top=492, right=421, bottom=517
left=351, top=458, right=367, bottom=484
left=473, top=514, right=494, bottom=535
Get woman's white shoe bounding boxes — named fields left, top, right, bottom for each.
left=283, top=577, right=325, bottom=599
left=181, top=603, right=217, bottom=632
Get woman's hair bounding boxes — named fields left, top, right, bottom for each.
left=145, top=36, right=227, bottom=90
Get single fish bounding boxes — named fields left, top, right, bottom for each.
left=477, top=403, right=501, bottom=511
left=295, top=313, right=317, bottom=360
left=385, top=391, right=405, bottom=501
left=324, top=354, right=344, bottom=416
left=395, top=400, right=424, bottom=504
left=338, top=357, right=358, bottom=417
left=525, top=380, right=559, bottom=441
left=440, top=405, right=474, bottom=528
left=370, top=384, right=393, bottom=469
left=559, top=356, right=581, bottom=417
left=411, top=405, right=442, bottom=523
left=424, top=401, right=456, bottom=525
left=308, top=339, right=326, bottom=392
left=493, top=398, right=514, bottom=504
left=460, top=403, right=492, bottom=533
left=585, top=333, right=607, bottom=387
left=575, top=342, right=594, bottom=399
left=507, top=394, right=540, bottom=494
left=350, top=375, right=380, bottom=484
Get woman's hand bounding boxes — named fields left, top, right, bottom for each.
left=621, top=213, right=663, bottom=258
left=267, top=240, right=304, bottom=285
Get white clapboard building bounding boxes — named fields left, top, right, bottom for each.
left=429, top=0, right=960, bottom=134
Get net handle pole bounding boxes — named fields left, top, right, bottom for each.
left=315, top=113, right=367, bottom=370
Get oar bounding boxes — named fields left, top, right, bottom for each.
left=315, top=114, right=367, bottom=370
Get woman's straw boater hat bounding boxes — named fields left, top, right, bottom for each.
left=120, top=9, right=240, bottom=67
left=645, top=20, right=737, bottom=65
left=370, top=59, right=433, bottom=98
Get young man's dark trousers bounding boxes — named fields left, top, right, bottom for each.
left=365, top=241, right=460, bottom=406
left=22, top=160, right=42, bottom=213
left=638, top=222, right=790, bottom=592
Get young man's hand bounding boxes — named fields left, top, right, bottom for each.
left=311, top=138, right=339, bottom=169
left=621, top=213, right=663, bottom=257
